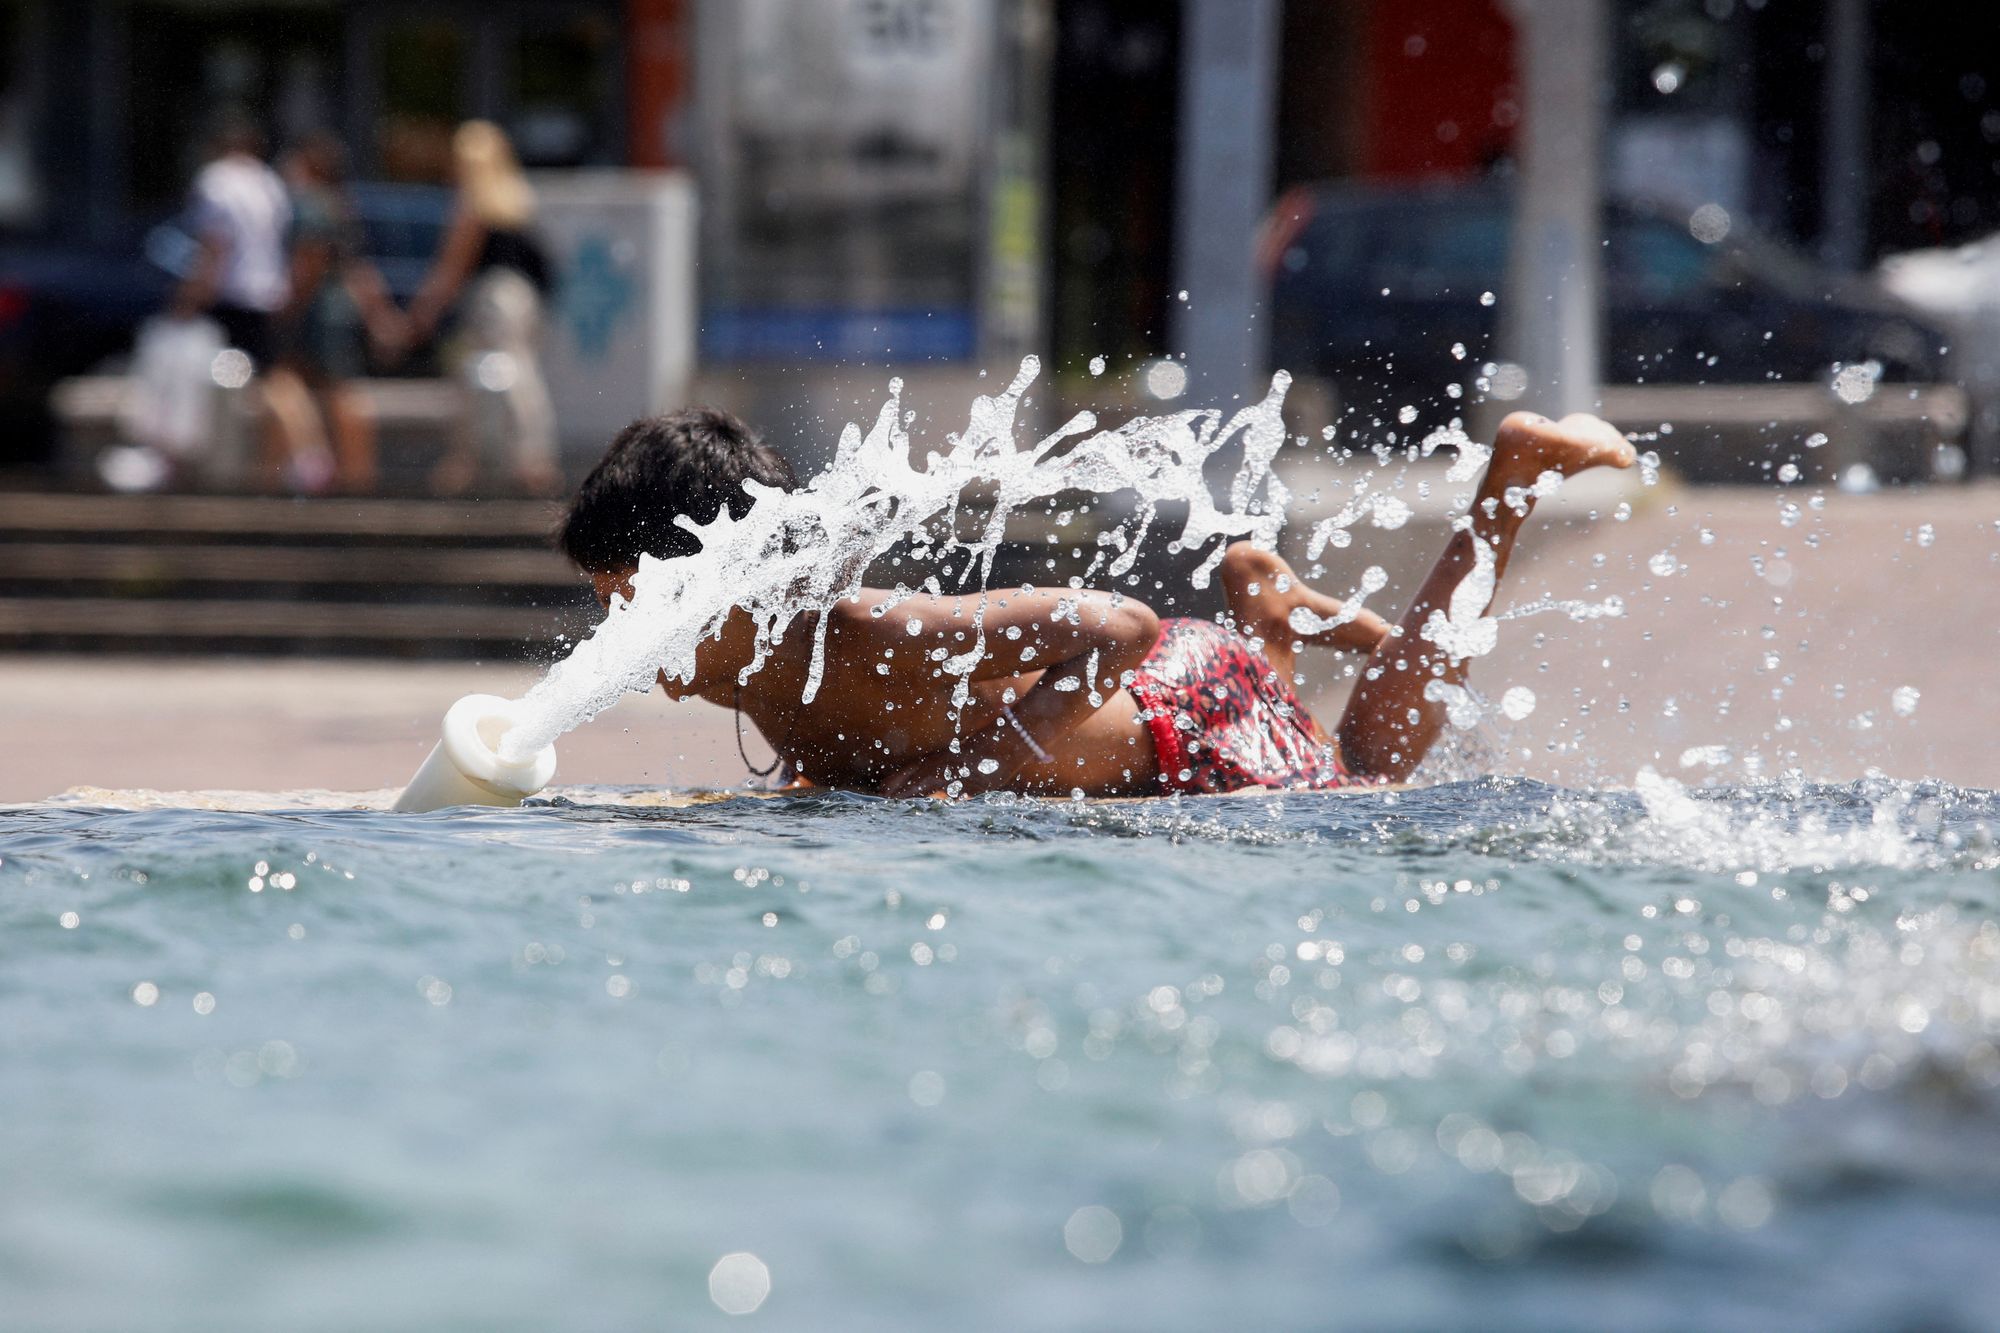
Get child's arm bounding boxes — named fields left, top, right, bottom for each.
left=875, top=587, right=1159, bottom=797
left=407, top=206, right=487, bottom=340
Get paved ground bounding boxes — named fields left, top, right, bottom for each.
left=2, top=481, right=1995, bottom=804
left=1302, top=478, right=2000, bottom=789
left=0, top=658, right=748, bottom=803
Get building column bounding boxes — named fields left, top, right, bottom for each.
left=1818, top=0, right=1869, bottom=271
left=981, top=0, right=1052, bottom=365
left=1500, top=0, right=1605, bottom=418
left=1171, top=0, right=1281, bottom=402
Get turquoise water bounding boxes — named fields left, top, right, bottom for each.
left=5, top=778, right=2000, bottom=1331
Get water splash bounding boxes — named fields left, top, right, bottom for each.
left=498, top=360, right=1644, bottom=769
left=501, top=359, right=1306, bottom=761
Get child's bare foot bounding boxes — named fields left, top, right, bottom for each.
left=1491, top=411, right=1636, bottom=489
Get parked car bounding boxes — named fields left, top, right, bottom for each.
left=0, top=182, right=453, bottom=470
left=0, top=238, right=171, bottom=467
left=1264, top=180, right=1950, bottom=421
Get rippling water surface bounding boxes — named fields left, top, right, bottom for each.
left=5, top=777, right=2000, bottom=1331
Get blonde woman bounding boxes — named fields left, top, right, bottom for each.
left=405, top=121, right=559, bottom=495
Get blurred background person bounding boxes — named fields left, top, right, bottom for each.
left=277, top=131, right=405, bottom=495
left=404, top=120, right=558, bottom=496
left=170, top=110, right=333, bottom=492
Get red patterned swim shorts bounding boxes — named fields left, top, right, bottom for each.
left=1126, top=618, right=1358, bottom=795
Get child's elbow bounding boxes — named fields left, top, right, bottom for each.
left=1111, top=598, right=1161, bottom=660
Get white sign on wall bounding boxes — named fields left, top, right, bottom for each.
left=700, top=0, right=995, bottom=360
left=532, top=170, right=698, bottom=450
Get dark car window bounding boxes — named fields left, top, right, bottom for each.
left=1606, top=218, right=1717, bottom=302
left=1375, top=204, right=1509, bottom=296
left=1284, top=207, right=1372, bottom=288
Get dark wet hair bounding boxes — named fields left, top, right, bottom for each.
left=557, top=407, right=798, bottom=572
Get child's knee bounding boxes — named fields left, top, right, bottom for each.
left=1220, top=541, right=1282, bottom=592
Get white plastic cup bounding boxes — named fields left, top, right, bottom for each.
left=391, top=694, right=558, bottom=813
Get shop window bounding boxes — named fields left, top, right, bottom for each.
left=379, top=20, right=466, bottom=182
left=507, top=14, right=616, bottom=167
left=125, top=3, right=340, bottom=214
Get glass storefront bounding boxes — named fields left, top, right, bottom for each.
left=695, top=0, right=996, bottom=362
left=125, top=2, right=343, bottom=213
left=5, top=0, right=626, bottom=238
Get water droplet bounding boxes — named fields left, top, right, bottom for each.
left=1648, top=551, right=1680, bottom=577
left=1915, top=523, right=1935, bottom=548
left=1064, top=1205, right=1124, bottom=1263
left=908, top=1070, right=946, bottom=1106
left=1892, top=685, right=1920, bottom=717
left=1716, top=1177, right=1775, bottom=1230
left=1839, top=463, right=1879, bottom=494
left=976, top=758, right=1000, bottom=775
left=1489, top=362, right=1527, bottom=399
left=131, top=982, right=159, bottom=1007
left=1499, top=686, right=1537, bottom=720
left=1689, top=202, right=1731, bottom=244
left=708, top=1253, right=772, bottom=1315
left=1143, top=359, right=1187, bottom=400
left=1777, top=462, right=1800, bottom=483
left=1479, top=290, right=1496, bottom=307
left=1831, top=363, right=1879, bottom=405
left=1087, top=355, right=1106, bottom=376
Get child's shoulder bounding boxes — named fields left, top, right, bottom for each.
left=824, top=588, right=906, bottom=637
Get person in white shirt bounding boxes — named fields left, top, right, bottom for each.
left=171, top=112, right=333, bottom=492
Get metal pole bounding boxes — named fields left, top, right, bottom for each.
left=1171, top=0, right=1281, bottom=402
left=1819, top=0, right=1870, bottom=271
left=1499, top=0, right=1605, bottom=419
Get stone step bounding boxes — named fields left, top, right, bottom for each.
left=0, top=491, right=559, bottom=541
left=0, top=540, right=577, bottom=588
left=0, top=490, right=587, bottom=657
left=0, top=596, right=586, bottom=651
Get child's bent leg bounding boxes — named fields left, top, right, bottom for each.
left=1335, top=412, right=1635, bottom=783
left=1218, top=542, right=1395, bottom=682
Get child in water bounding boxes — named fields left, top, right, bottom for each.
left=557, top=406, right=1635, bottom=797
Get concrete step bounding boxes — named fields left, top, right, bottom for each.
left=0, top=597, right=587, bottom=652
left=0, top=541, right=576, bottom=588
left=0, top=491, right=558, bottom=540
left=0, top=490, right=589, bottom=658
